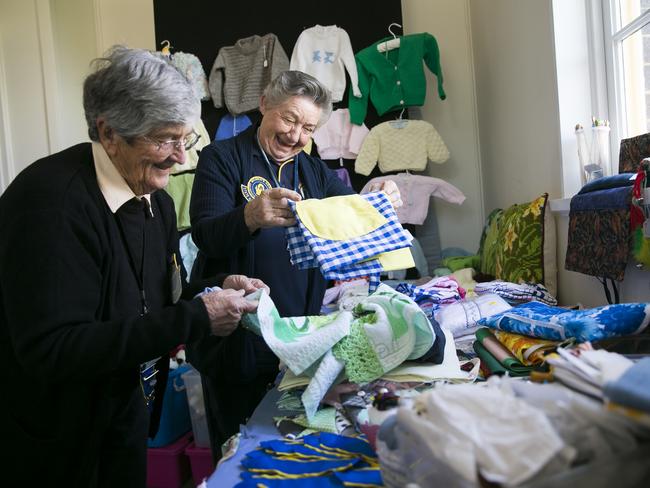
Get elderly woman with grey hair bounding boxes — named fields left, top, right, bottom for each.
left=0, top=45, right=267, bottom=487
left=189, top=70, right=401, bottom=453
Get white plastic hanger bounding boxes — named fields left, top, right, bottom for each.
left=377, top=23, right=401, bottom=53
left=389, top=108, right=408, bottom=128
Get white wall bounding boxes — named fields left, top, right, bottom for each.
left=470, top=0, right=563, bottom=211
left=402, top=0, right=485, bottom=253
left=92, top=0, right=155, bottom=53
left=50, top=0, right=97, bottom=149
left=0, top=0, right=52, bottom=184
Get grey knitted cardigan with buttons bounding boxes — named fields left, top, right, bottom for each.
left=208, top=33, right=289, bottom=115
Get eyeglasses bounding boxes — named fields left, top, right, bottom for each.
left=277, top=113, right=316, bottom=136
left=142, top=131, right=201, bottom=153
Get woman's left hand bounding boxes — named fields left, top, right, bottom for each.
left=367, top=179, right=403, bottom=208
left=222, top=274, right=270, bottom=294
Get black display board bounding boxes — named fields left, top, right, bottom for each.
left=153, top=0, right=403, bottom=191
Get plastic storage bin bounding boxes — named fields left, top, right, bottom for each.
left=146, top=431, right=192, bottom=488
left=185, top=441, right=215, bottom=485
left=148, top=363, right=192, bottom=447
left=181, top=365, right=211, bottom=448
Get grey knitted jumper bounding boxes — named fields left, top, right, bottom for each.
left=208, top=33, right=289, bottom=115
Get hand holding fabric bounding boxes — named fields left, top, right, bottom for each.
left=222, top=274, right=270, bottom=294
left=244, top=187, right=302, bottom=232
left=200, top=288, right=258, bottom=336
left=366, top=179, right=402, bottom=208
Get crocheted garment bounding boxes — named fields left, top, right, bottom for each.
left=242, top=284, right=434, bottom=419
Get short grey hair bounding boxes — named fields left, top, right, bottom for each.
left=262, top=71, right=333, bottom=127
left=83, top=45, right=200, bottom=142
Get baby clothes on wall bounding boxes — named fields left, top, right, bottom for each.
left=169, top=51, right=211, bottom=101
left=208, top=33, right=289, bottom=114
left=215, top=114, right=253, bottom=141
left=312, top=108, right=369, bottom=160
left=361, top=173, right=465, bottom=225
left=290, top=25, right=361, bottom=102
left=171, top=118, right=211, bottom=173
left=348, top=32, right=446, bottom=125
left=354, top=119, right=449, bottom=176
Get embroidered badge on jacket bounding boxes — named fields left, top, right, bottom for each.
left=241, top=176, right=272, bottom=201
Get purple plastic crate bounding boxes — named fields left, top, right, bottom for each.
left=146, top=432, right=192, bottom=488
left=185, top=442, right=215, bottom=486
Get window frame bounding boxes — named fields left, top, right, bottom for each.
left=601, top=0, right=650, bottom=171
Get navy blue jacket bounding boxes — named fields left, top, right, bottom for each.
left=188, top=126, right=353, bottom=448
left=190, top=125, right=354, bottom=316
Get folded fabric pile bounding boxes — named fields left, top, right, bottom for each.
left=235, top=432, right=382, bottom=487
left=477, top=301, right=650, bottom=342
left=242, top=285, right=435, bottom=420
left=474, top=280, right=557, bottom=305
left=376, top=381, right=572, bottom=487
left=286, top=192, right=414, bottom=292
left=434, top=293, right=511, bottom=341
left=472, top=327, right=536, bottom=377
left=548, top=347, right=650, bottom=417
left=395, top=276, right=465, bottom=312
left=491, top=329, right=559, bottom=366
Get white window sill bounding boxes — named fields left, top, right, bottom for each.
left=549, top=197, right=570, bottom=216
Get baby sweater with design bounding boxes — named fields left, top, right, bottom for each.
left=290, top=25, right=361, bottom=102
left=354, top=120, right=449, bottom=176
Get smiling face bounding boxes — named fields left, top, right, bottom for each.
left=258, top=95, right=322, bottom=162
left=99, top=119, right=193, bottom=195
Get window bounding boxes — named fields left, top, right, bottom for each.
left=604, top=1, right=650, bottom=141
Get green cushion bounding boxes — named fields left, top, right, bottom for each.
left=494, top=194, right=548, bottom=285
left=479, top=209, right=503, bottom=276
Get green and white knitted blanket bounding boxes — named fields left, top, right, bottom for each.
left=242, top=284, right=434, bottom=419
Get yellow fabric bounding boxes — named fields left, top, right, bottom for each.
left=295, top=195, right=387, bottom=240
left=303, top=138, right=313, bottom=154
left=375, top=247, right=414, bottom=271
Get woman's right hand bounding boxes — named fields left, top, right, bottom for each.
left=199, top=288, right=258, bottom=336
left=244, top=187, right=302, bottom=233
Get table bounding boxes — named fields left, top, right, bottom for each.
left=205, top=387, right=283, bottom=487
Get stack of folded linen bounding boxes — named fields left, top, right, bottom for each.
left=286, top=192, right=414, bottom=292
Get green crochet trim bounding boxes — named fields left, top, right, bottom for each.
left=333, top=314, right=383, bottom=383
left=275, top=407, right=338, bottom=433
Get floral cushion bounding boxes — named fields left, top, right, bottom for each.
left=491, top=194, right=556, bottom=296
left=478, top=209, right=503, bottom=277
left=477, top=301, right=650, bottom=343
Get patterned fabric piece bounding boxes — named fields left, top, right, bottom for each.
left=492, top=330, right=559, bottom=366
left=478, top=301, right=650, bottom=343
left=434, top=294, right=512, bottom=339
left=243, top=285, right=434, bottom=420
left=474, top=280, right=557, bottom=306
left=478, top=209, right=503, bottom=277
left=565, top=186, right=632, bottom=281
left=286, top=192, right=412, bottom=292
left=619, top=132, right=650, bottom=173
left=395, top=276, right=463, bottom=304
left=493, top=194, right=547, bottom=285
left=235, top=432, right=380, bottom=487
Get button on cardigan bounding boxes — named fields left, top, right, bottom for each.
left=348, top=32, right=446, bottom=125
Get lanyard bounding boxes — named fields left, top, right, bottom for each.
left=256, top=129, right=300, bottom=194
left=115, top=198, right=149, bottom=316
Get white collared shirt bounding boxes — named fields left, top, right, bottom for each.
left=92, top=142, right=153, bottom=216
